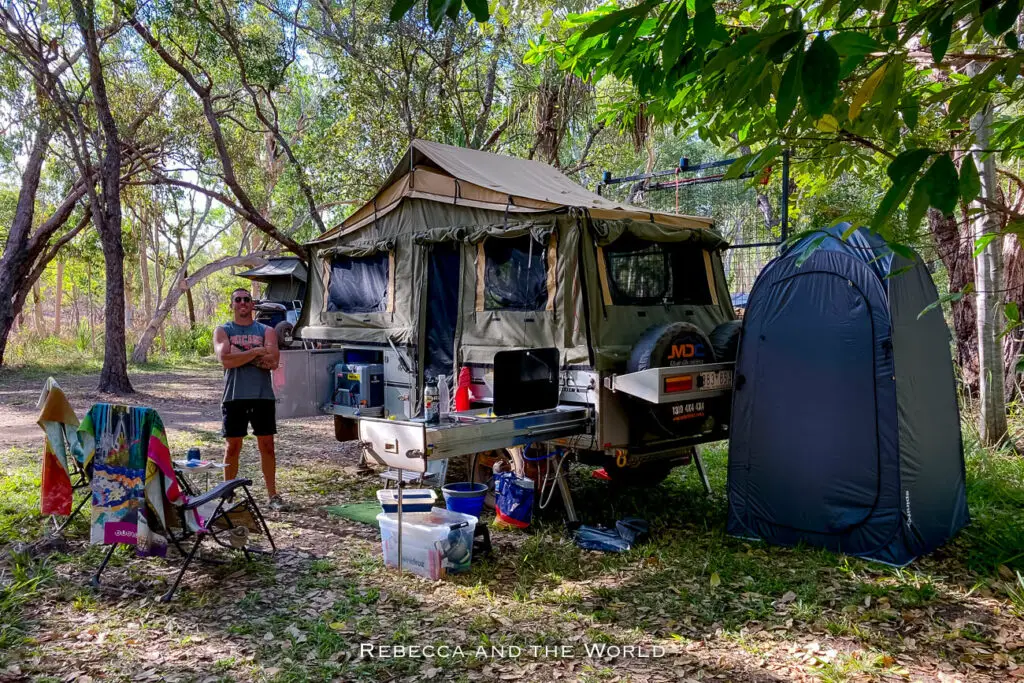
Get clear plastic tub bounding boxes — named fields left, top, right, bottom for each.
left=377, top=507, right=478, bottom=578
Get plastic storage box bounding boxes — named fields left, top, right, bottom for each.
left=377, top=488, right=437, bottom=514
left=377, top=507, right=479, bottom=578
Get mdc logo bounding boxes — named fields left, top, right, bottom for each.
left=668, top=342, right=705, bottom=360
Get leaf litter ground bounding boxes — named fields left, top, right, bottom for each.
left=1, top=363, right=1024, bottom=682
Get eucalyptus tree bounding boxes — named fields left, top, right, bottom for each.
left=393, top=0, right=1024, bottom=445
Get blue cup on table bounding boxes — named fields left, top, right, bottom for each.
left=187, top=447, right=201, bottom=463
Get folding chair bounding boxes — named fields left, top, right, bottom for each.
left=93, top=474, right=276, bottom=602
left=37, top=377, right=88, bottom=535
left=79, top=403, right=276, bottom=602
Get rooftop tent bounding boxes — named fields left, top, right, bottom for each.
left=726, top=224, right=968, bottom=566
left=237, top=257, right=308, bottom=302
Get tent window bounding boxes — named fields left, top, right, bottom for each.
left=483, top=235, right=549, bottom=311
left=326, top=252, right=389, bottom=313
left=604, top=236, right=713, bottom=306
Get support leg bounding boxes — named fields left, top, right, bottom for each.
left=52, top=493, right=90, bottom=535
left=693, top=447, right=712, bottom=495
left=161, top=536, right=202, bottom=603
left=555, top=457, right=577, bottom=523
left=92, top=544, right=117, bottom=587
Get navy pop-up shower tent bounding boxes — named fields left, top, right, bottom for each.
left=726, top=224, right=968, bottom=565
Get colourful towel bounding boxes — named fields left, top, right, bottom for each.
left=78, top=404, right=202, bottom=557
left=37, top=378, right=81, bottom=515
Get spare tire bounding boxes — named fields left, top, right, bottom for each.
left=709, top=320, right=743, bottom=363
left=275, top=321, right=295, bottom=348
left=627, top=322, right=717, bottom=439
left=629, top=322, right=716, bottom=372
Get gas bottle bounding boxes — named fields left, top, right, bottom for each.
left=424, top=380, right=440, bottom=423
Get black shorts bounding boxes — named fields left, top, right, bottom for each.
left=222, top=399, right=277, bottom=438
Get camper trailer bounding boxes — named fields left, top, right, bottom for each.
left=281, top=141, right=740, bottom=490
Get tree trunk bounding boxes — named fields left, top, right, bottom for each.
left=131, top=253, right=270, bottom=363
left=929, top=209, right=979, bottom=388
left=174, top=237, right=196, bottom=328
left=55, top=261, right=64, bottom=335
left=0, top=123, right=51, bottom=364
left=139, top=218, right=152, bottom=320
left=33, top=282, right=44, bottom=334
left=71, top=0, right=132, bottom=393
left=969, top=61, right=1007, bottom=446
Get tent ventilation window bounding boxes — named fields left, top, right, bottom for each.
left=604, top=236, right=713, bottom=306
left=327, top=252, right=390, bottom=314
left=483, top=235, right=549, bottom=311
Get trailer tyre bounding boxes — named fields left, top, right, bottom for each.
left=275, top=321, right=294, bottom=348
left=708, top=320, right=742, bottom=363
left=627, top=323, right=717, bottom=439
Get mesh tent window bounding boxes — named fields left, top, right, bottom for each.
left=603, top=235, right=713, bottom=306
left=483, top=235, right=548, bottom=311
left=327, top=252, right=389, bottom=314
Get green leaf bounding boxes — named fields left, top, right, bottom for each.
left=801, top=36, right=840, bottom=118
left=917, top=288, right=968, bottom=320
left=850, top=61, right=887, bottom=120
left=973, top=232, right=1000, bottom=257
left=827, top=32, right=881, bottom=58
left=985, top=0, right=1021, bottom=37
left=610, top=19, right=641, bottom=65
left=765, top=30, right=805, bottom=64
left=795, top=234, right=828, bottom=267
left=427, top=0, right=452, bottom=29
left=464, top=0, right=489, bottom=22
left=776, top=49, right=803, bottom=127
left=960, top=155, right=982, bottom=204
left=874, top=150, right=932, bottom=231
left=1006, top=218, right=1024, bottom=235
left=661, top=2, right=689, bottom=69
left=920, top=153, right=960, bottom=215
left=581, top=0, right=657, bottom=40
left=693, top=0, right=716, bottom=48
left=880, top=0, right=899, bottom=43
left=928, top=12, right=954, bottom=63
left=901, top=96, right=919, bottom=130
left=1007, top=32, right=1020, bottom=49
left=388, top=0, right=417, bottom=22
left=886, top=148, right=933, bottom=183
left=907, top=180, right=930, bottom=233
left=1006, top=301, right=1020, bottom=324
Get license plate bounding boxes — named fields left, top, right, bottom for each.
left=698, top=369, right=733, bottom=391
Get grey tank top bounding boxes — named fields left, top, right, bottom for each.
left=221, top=321, right=275, bottom=402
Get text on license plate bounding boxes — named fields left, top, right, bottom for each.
left=698, top=369, right=733, bottom=391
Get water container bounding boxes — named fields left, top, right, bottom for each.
left=441, top=482, right=488, bottom=518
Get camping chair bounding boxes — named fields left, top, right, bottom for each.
left=93, top=474, right=276, bottom=602
left=37, top=378, right=89, bottom=535
left=80, top=403, right=276, bottom=602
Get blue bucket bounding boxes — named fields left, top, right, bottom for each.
left=442, top=482, right=488, bottom=518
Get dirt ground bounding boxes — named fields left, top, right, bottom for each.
left=0, top=366, right=284, bottom=449
left=2, top=364, right=1024, bottom=682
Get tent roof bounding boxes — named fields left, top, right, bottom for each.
left=237, top=257, right=308, bottom=283
left=310, top=140, right=716, bottom=245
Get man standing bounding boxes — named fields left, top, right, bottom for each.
left=214, top=287, right=286, bottom=510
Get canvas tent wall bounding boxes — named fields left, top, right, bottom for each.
left=297, top=140, right=735, bottom=380
left=726, top=224, right=968, bottom=566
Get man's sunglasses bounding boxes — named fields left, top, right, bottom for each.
left=234, top=296, right=252, bottom=303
